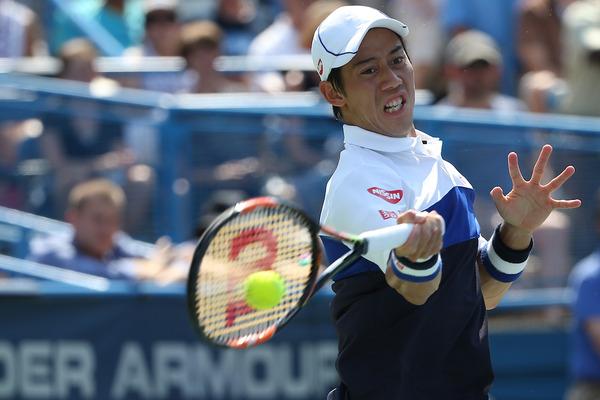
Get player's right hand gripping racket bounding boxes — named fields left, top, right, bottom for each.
left=186, top=196, right=413, bottom=349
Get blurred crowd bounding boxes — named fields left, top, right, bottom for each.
left=1, top=2, right=600, bottom=397
left=0, top=0, right=599, bottom=286
left=0, top=0, right=597, bottom=108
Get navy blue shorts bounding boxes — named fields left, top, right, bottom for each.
left=327, top=264, right=493, bottom=400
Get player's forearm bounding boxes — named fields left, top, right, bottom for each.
left=478, top=261, right=512, bottom=309
left=384, top=251, right=442, bottom=305
left=477, top=223, right=534, bottom=309
left=497, top=222, right=533, bottom=251
left=385, top=266, right=441, bottom=305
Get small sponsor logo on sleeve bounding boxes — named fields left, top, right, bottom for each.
left=368, top=187, right=403, bottom=204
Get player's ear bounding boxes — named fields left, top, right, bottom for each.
left=319, top=81, right=346, bottom=107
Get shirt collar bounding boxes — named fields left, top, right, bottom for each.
left=72, top=237, right=116, bottom=262
left=342, top=125, right=441, bottom=154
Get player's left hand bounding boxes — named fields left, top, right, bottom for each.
left=490, top=144, right=581, bottom=237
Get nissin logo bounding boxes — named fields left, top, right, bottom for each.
left=368, top=187, right=403, bottom=204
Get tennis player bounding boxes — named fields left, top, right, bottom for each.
left=311, top=5, right=581, bottom=399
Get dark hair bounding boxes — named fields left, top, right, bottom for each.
left=326, top=35, right=411, bottom=123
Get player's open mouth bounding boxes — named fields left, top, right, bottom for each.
left=384, top=97, right=404, bottom=113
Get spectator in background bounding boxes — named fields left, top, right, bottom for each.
left=441, top=0, right=519, bottom=95
left=435, top=29, right=526, bottom=234
left=214, top=0, right=262, bottom=56
left=436, top=30, right=574, bottom=292
left=0, top=122, right=27, bottom=210
left=296, top=0, right=349, bottom=91
left=140, top=0, right=180, bottom=58
left=49, top=0, right=145, bottom=56
left=55, top=37, right=121, bottom=95
left=255, top=1, right=344, bottom=218
left=0, top=0, right=47, bottom=211
left=26, top=178, right=167, bottom=280
left=437, top=30, right=527, bottom=111
left=180, top=19, right=249, bottom=93
left=245, top=0, right=317, bottom=92
left=515, top=0, right=600, bottom=287
left=518, top=0, right=600, bottom=116
left=517, top=0, right=571, bottom=78
left=124, top=0, right=193, bottom=93
left=565, top=187, right=600, bottom=400
left=560, top=0, right=600, bottom=116
left=0, top=0, right=46, bottom=57
left=40, top=38, right=155, bottom=235
left=516, top=0, right=575, bottom=113
left=387, top=0, right=445, bottom=93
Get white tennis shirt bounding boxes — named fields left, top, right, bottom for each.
left=320, top=124, right=480, bottom=274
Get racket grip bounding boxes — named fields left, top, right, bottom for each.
left=359, top=223, right=415, bottom=256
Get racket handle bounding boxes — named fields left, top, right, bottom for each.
left=359, top=223, right=414, bottom=256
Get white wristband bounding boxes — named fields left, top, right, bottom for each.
left=481, top=225, right=532, bottom=283
left=388, top=251, right=441, bottom=283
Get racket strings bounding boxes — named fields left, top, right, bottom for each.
left=194, top=206, right=315, bottom=345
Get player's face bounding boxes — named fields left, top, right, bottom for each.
left=338, top=28, right=416, bottom=138
left=71, top=197, right=121, bottom=259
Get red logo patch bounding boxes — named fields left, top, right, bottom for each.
left=368, top=187, right=403, bottom=204
left=317, top=59, right=324, bottom=75
left=379, top=210, right=399, bottom=220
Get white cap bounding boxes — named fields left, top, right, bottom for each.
left=144, top=0, right=178, bottom=14
left=311, top=5, right=409, bottom=81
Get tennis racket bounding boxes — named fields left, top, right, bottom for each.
left=186, top=196, right=413, bottom=348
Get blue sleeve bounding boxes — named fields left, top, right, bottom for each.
left=574, top=274, right=600, bottom=319
left=320, top=236, right=381, bottom=281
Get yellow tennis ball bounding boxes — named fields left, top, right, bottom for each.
left=244, top=270, right=286, bottom=310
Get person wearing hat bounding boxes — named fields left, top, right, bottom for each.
left=311, top=5, right=581, bottom=399
left=179, top=19, right=249, bottom=93
left=436, top=30, right=577, bottom=291
left=437, top=29, right=527, bottom=111
left=517, top=0, right=600, bottom=116
left=123, top=0, right=194, bottom=93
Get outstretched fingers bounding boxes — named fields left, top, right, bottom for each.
left=536, top=150, right=581, bottom=210
left=507, top=152, right=526, bottom=187
left=530, top=144, right=553, bottom=185
left=553, top=198, right=582, bottom=210
left=543, top=165, right=575, bottom=193
left=548, top=166, right=582, bottom=210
